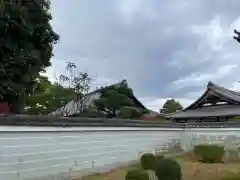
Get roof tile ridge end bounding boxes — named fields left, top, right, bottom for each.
left=207, top=81, right=215, bottom=88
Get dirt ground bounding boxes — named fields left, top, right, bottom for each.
left=77, top=158, right=240, bottom=180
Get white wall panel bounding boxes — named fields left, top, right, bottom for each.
left=1, top=126, right=240, bottom=180
left=0, top=126, right=179, bottom=180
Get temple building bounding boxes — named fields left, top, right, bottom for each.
left=50, top=80, right=147, bottom=117
left=165, top=81, right=240, bottom=122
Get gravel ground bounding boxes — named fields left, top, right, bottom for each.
left=77, top=156, right=240, bottom=180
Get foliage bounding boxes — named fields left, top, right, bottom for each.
left=59, top=62, right=92, bottom=114
left=155, top=158, right=182, bottom=180
left=70, top=108, right=106, bottom=118
left=140, top=153, right=157, bottom=170
left=155, top=152, right=164, bottom=161
left=125, top=170, right=149, bottom=180
left=231, top=116, right=240, bottom=121
left=0, top=1, right=59, bottom=113
left=152, top=115, right=166, bottom=121
left=160, top=99, right=183, bottom=114
left=94, top=80, right=142, bottom=118
left=118, top=106, right=143, bottom=119
left=194, top=144, right=225, bottom=163
left=144, top=170, right=158, bottom=180
left=25, top=76, right=74, bottom=114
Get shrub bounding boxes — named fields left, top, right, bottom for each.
left=231, top=116, right=240, bottom=121
left=140, top=153, right=157, bottom=170
left=125, top=170, right=149, bottom=180
left=144, top=170, right=158, bottom=180
left=118, top=106, right=143, bottom=119
left=194, top=144, right=225, bottom=163
left=155, top=152, right=164, bottom=161
left=155, top=158, right=182, bottom=180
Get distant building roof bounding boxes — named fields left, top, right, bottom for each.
left=50, top=80, right=146, bottom=116
left=166, top=81, right=240, bottom=119
left=166, top=105, right=240, bottom=118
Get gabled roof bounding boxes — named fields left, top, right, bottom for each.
left=90, top=81, right=146, bottom=109
left=185, top=81, right=240, bottom=110
left=50, top=80, right=146, bottom=116
left=166, top=81, right=240, bottom=119
left=166, top=105, right=240, bottom=118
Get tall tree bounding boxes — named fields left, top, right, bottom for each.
left=0, top=0, right=59, bottom=113
left=160, top=99, right=183, bottom=114
left=59, top=62, right=92, bottom=115
left=94, top=80, right=139, bottom=118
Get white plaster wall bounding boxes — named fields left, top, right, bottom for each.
left=50, top=93, right=100, bottom=116
left=181, top=128, right=240, bottom=151
left=1, top=126, right=240, bottom=180
left=0, top=126, right=180, bottom=180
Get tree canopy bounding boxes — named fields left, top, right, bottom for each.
left=160, top=99, right=183, bottom=114
left=118, top=106, right=144, bottom=119
left=94, top=80, right=144, bottom=118
left=25, top=76, right=74, bottom=115
left=0, top=1, right=59, bottom=113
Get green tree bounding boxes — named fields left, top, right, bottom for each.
left=94, top=80, right=137, bottom=118
left=0, top=1, right=59, bottom=113
left=25, top=76, right=74, bottom=115
left=118, top=106, right=144, bottom=119
left=160, top=99, right=183, bottom=114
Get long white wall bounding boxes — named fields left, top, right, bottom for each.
left=0, top=126, right=180, bottom=180
left=0, top=126, right=240, bottom=180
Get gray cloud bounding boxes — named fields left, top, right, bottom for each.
left=48, top=0, right=240, bottom=111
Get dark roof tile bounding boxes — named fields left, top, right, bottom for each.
left=166, top=81, right=240, bottom=119
left=167, top=105, right=240, bottom=118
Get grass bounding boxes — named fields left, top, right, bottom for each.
left=79, top=163, right=140, bottom=180
left=76, top=154, right=240, bottom=180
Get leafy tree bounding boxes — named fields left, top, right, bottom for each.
left=160, top=99, right=183, bottom=114
left=69, top=108, right=106, bottom=118
left=25, top=75, right=74, bottom=115
left=118, top=106, right=144, bottom=119
left=94, top=80, right=140, bottom=118
left=59, top=62, right=92, bottom=115
left=0, top=1, right=59, bottom=113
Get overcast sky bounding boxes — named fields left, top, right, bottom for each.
left=45, top=0, right=240, bottom=111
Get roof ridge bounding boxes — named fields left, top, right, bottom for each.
left=208, top=81, right=240, bottom=96
left=85, top=80, right=127, bottom=95
left=184, top=81, right=240, bottom=111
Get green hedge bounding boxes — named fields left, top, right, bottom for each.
left=155, top=158, right=182, bottom=180
left=140, top=153, right=157, bottom=170
left=125, top=170, right=149, bottom=180
left=231, top=116, right=240, bottom=121
left=155, top=152, right=164, bottom=161
left=194, top=144, right=225, bottom=163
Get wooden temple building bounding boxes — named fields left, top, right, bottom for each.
left=165, top=81, right=240, bottom=122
